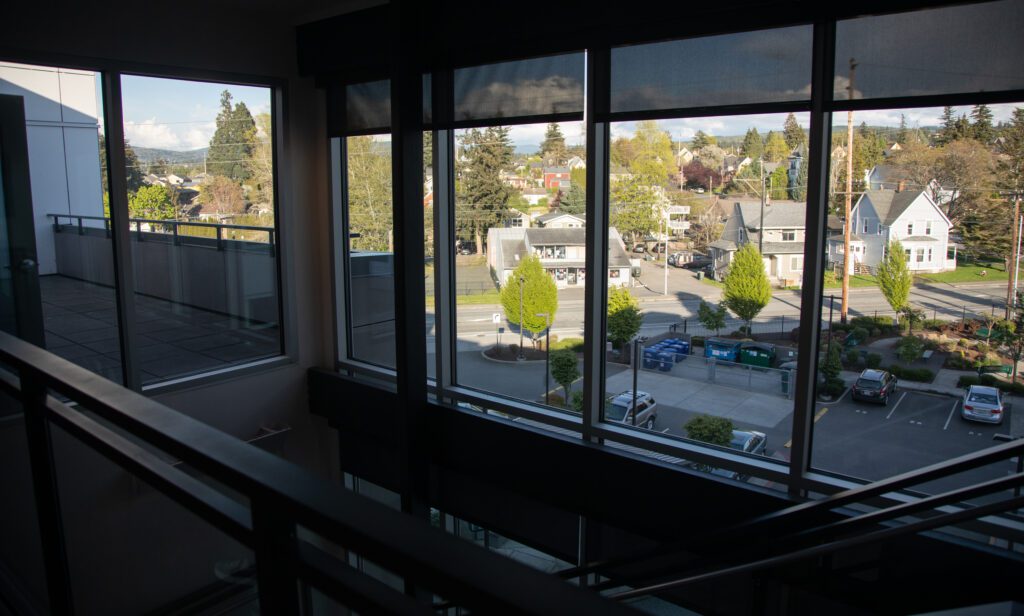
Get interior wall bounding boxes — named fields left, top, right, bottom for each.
left=0, top=3, right=338, bottom=472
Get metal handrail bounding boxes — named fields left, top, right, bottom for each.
left=558, top=435, right=1024, bottom=583
left=0, top=331, right=633, bottom=615
left=47, top=212, right=275, bottom=234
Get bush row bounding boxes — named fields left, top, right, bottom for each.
left=887, top=364, right=934, bottom=382
left=956, top=374, right=1024, bottom=395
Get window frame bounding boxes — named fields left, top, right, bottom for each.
left=0, top=52, right=293, bottom=393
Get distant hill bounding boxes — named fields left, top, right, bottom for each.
left=133, top=147, right=208, bottom=165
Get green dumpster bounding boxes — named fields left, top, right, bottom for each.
left=739, top=342, right=775, bottom=368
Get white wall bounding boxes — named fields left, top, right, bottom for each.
left=0, top=62, right=104, bottom=274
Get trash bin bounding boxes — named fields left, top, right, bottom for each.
left=657, top=352, right=673, bottom=372
left=643, top=347, right=659, bottom=369
left=696, top=271, right=704, bottom=280
left=704, top=338, right=741, bottom=362
left=739, top=342, right=775, bottom=368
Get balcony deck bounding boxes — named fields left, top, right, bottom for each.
left=40, top=275, right=280, bottom=385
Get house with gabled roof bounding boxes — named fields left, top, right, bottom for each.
left=827, top=188, right=955, bottom=275
left=487, top=226, right=632, bottom=289
left=707, top=199, right=807, bottom=287
left=533, top=211, right=585, bottom=228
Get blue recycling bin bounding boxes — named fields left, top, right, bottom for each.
left=642, top=348, right=659, bottom=369
left=657, top=352, right=674, bottom=372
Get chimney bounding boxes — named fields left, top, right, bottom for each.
left=897, top=180, right=906, bottom=192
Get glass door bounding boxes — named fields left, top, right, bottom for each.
left=0, top=94, right=44, bottom=345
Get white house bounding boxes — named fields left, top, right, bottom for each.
left=707, top=200, right=807, bottom=287
left=865, top=164, right=957, bottom=207
left=487, top=227, right=632, bottom=289
left=533, top=211, right=585, bottom=228
left=827, top=188, right=955, bottom=275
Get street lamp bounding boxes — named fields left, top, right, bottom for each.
left=631, top=335, right=648, bottom=426
left=517, top=276, right=525, bottom=360
left=536, top=312, right=550, bottom=405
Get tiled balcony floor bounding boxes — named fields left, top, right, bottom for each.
left=41, top=275, right=280, bottom=385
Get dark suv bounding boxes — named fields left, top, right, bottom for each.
left=851, top=369, right=897, bottom=405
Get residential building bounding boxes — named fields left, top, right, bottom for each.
left=533, top=210, right=585, bottom=228
left=828, top=188, right=955, bottom=274
left=708, top=199, right=807, bottom=286
left=543, top=166, right=570, bottom=189
left=487, top=226, right=631, bottom=288
left=566, top=155, right=586, bottom=170
left=865, top=164, right=957, bottom=206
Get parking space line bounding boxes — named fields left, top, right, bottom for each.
left=785, top=407, right=828, bottom=448
left=885, top=392, right=907, bottom=420
left=943, top=400, right=959, bottom=431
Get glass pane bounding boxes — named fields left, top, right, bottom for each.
left=0, top=62, right=125, bottom=383
left=454, top=54, right=585, bottom=122
left=50, top=420, right=256, bottom=614
left=835, top=1, right=1024, bottom=101
left=814, top=102, right=1022, bottom=488
left=611, top=27, right=812, bottom=113
left=345, top=134, right=396, bottom=368
left=453, top=121, right=586, bottom=409
left=120, top=75, right=281, bottom=385
left=603, top=115, right=809, bottom=482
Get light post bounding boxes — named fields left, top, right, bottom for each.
left=631, top=335, right=648, bottom=426
left=517, top=276, right=525, bottom=360
left=536, top=312, right=550, bottom=405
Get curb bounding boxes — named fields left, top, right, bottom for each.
left=479, top=348, right=546, bottom=364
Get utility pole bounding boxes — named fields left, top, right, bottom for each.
left=758, top=156, right=765, bottom=254
left=1007, top=172, right=1021, bottom=319
left=841, top=57, right=858, bottom=324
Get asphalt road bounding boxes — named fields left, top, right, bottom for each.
left=436, top=277, right=1011, bottom=343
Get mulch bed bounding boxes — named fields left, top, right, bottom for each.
left=483, top=344, right=548, bottom=361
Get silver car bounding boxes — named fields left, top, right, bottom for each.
left=606, top=390, right=658, bottom=430
left=961, top=385, right=1004, bottom=425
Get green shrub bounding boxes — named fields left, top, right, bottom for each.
left=570, top=390, right=584, bottom=412
left=692, top=336, right=706, bottom=347
left=975, top=342, right=990, bottom=354
left=549, top=337, right=584, bottom=352
left=865, top=353, right=882, bottom=369
left=851, top=326, right=869, bottom=341
left=921, top=319, right=945, bottom=331
left=821, top=377, right=846, bottom=398
left=956, top=374, right=1024, bottom=394
left=888, top=364, right=934, bottom=382
left=896, top=336, right=925, bottom=363
left=844, top=348, right=861, bottom=366
left=870, top=328, right=881, bottom=337
left=957, top=338, right=968, bottom=347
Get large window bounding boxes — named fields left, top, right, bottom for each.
left=119, top=76, right=281, bottom=386
left=331, top=0, right=1024, bottom=496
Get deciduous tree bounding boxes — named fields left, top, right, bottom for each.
left=500, top=255, right=558, bottom=347
left=763, top=130, right=789, bottom=162
left=684, top=414, right=733, bottom=447
left=697, top=300, right=727, bottom=336
left=607, top=287, right=642, bottom=355
left=550, top=348, right=580, bottom=401
left=877, top=240, right=912, bottom=319
left=128, top=184, right=175, bottom=220
left=610, top=176, right=664, bottom=245
left=200, top=175, right=246, bottom=217
left=722, top=243, right=771, bottom=330
left=345, top=135, right=393, bottom=251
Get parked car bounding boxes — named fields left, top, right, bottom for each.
left=961, top=384, right=1003, bottom=425
left=694, top=429, right=768, bottom=482
left=681, top=254, right=712, bottom=270
left=632, top=243, right=647, bottom=253
left=606, top=390, right=658, bottom=430
left=851, top=368, right=897, bottom=405
left=457, top=241, right=477, bottom=255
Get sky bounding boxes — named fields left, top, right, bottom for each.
left=114, top=72, right=1020, bottom=153
left=505, top=104, right=1021, bottom=152
left=118, top=75, right=272, bottom=151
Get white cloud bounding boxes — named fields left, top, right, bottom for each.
left=124, top=118, right=182, bottom=149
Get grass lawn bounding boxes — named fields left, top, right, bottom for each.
left=916, top=260, right=1016, bottom=284
left=822, top=274, right=879, bottom=289
left=425, top=290, right=502, bottom=305
left=700, top=276, right=723, bottom=288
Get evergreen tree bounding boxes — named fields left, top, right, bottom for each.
left=896, top=113, right=909, bottom=145
left=936, top=106, right=958, bottom=145
left=783, top=113, right=806, bottom=152
left=722, top=243, right=771, bottom=330
left=540, top=122, right=566, bottom=163
left=971, top=104, right=995, bottom=143
left=499, top=254, right=558, bottom=347
left=100, top=134, right=144, bottom=195
left=561, top=183, right=586, bottom=215
left=459, top=125, right=516, bottom=253
left=763, top=131, right=789, bottom=162
left=207, top=90, right=256, bottom=181
left=769, top=165, right=789, bottom=200
left=791, top=155, right=808, bottom=201
left=741, top=127, right=763, bottom=160
left=691, top=130, right=716, bottom=150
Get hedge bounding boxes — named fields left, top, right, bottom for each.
left=956, top=374, right=1024, bottom=395
left=550, top=337, right=584, bottom=352
left=888, top=364, right=934, bottom=382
